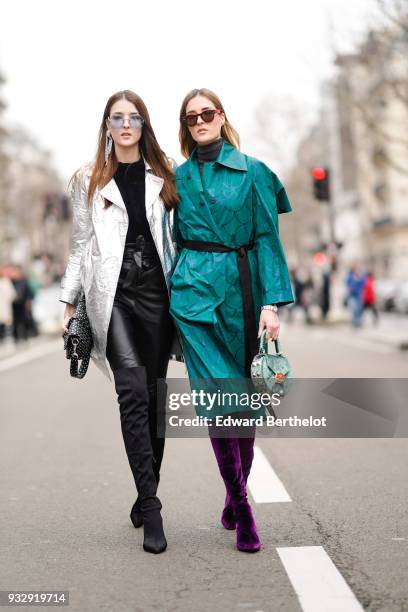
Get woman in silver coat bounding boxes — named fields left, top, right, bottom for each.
left=60, top=90, right=183, bottom=554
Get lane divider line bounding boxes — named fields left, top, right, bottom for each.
left=247, top=445, right=292, bottom=503
left=277, top=545, right=364, bottom=612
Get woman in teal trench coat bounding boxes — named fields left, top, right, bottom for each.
left=169, top=88, right=294, bottom=553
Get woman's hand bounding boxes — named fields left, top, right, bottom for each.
left=62, top=303, right=75, bottom=335
left=258, top=309, right=280, bottom=341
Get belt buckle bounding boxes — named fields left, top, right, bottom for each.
left=133, top=235, right=144, bottom=267
left=133, top=251, right=142, bottom=267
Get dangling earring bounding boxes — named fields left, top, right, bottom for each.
left=105, top=130, right=113, bottom=166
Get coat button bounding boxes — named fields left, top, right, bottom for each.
left=187, top=173, right=192, bottom=180
left=199, top=200, right=205, bottom=206
left=210, top=197, right=217, bottom=203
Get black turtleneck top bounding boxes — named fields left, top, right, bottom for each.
left=114, top=158, right=154, bottom=243
left=196, top=138, right=223, bottom=175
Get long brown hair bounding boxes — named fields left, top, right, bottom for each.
left=179, top=88, right=240, bottom=158
left=86, top=90, right=178, bottom=210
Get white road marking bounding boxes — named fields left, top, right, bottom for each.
left=277, top=546, right=364, bottom=612
left=0, top=339, right=61, bottom=373
left=247, top=446, right=292, bottom=503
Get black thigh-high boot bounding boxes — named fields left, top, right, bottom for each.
left=150, top=378, right=168, bottom=483
left=112, top=365, right=167, bottom=553
left=130, top=378, right=168, bottom=528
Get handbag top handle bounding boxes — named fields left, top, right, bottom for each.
left=259, top=329, right=282, bottom=356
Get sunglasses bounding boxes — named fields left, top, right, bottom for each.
left=108, top=113, right=144, bottom=129
left=181, top=108, right=222, bottom=127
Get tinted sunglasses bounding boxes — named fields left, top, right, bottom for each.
left=108, top=113, right=144, bottom=129
left=181, top=108, right=222, bottom=127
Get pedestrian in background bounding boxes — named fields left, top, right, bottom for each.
left=170, top=88, right=294, bottom=553
left=345, top=263, right=366, bottom=328
left=60, top=90, right=183, bottom=554
left=362, top=270, right=379, bottom=325
left=294, top=266, right=314, bottom=324
left=0, top=266, right=17, bottom=342
left=11, top=265, right=35, bottom=342
left=286, top=266, right=313, bottom=324
left=320, top=266, right=331, bottom=321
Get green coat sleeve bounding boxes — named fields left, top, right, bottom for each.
left=252, top=161, right=294, bottom=307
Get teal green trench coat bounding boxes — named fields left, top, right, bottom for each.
left=169, top=139, right=294, bottom=417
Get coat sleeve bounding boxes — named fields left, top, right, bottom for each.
left=59, top=168, right=93, bottom=306
left=168, top=158, right=183, bottom=253
left=252, top=161, right=294, bottom=307
left=173, top=206, right=184, bottom=253
left=173, top=169, right=185, bottom=254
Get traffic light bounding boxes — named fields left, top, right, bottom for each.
left=311, top=167, right=330, bottom=201
left=313, top=251, right=327, bottom=266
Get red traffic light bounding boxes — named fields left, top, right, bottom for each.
left=313, top=252, right=327, bottom=266
left=311, top=167, right=330, bottom=201
left=311, top=167, right=327, bottom=181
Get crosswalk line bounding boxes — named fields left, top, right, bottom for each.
left=247, top=445, right=292, bottom=503
left=277, top=546, right=364, bottom=612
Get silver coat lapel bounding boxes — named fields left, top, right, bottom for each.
left=145, top=171, right=164, bottom=218
left=99, top=178, right=126, bottom=211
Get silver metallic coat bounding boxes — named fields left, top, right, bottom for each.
left=59, top=159, right=184, bottom=381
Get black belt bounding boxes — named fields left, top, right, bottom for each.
left=182, top=239, right=258, bottom=376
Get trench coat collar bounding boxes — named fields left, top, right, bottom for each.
left=99, top=155, right=164, bottom=213
left=180, top=139, right=248, bottom=207
left=179, top=139, right=248, bottom=243
left=189, top=138, right=248, bottom=172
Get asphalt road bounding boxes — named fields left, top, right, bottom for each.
left=1, top=316, right=407, bottom=611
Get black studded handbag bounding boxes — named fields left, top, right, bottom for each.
left=62, top=291, right=93, bottom=379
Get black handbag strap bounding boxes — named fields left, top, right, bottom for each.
left=70, top=353, right=91, bottom=379
left=69, top=337, right=91, bottom=379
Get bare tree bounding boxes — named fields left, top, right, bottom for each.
left=337, top=1, right=408, bottom=175
left=0, top=67, right=12, bottom=262
left=249, top=94, right=316, bottom=175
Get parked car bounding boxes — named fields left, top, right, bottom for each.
left=375, top=279, right=400, bottom=311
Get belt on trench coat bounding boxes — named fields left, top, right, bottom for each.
left=181, top=239, right=258, bottom=377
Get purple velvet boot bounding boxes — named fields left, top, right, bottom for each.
left=221, top=436, right=255, bottom=530
left=209, top=436, right=261, bottom=553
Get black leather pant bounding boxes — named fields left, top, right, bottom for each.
left=106, top=236, right=174, bottom=504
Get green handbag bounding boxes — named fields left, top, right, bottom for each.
left=250, top=329, right=293, bottom=397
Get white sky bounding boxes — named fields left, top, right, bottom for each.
left=0, top=0, right=383, bottom=182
